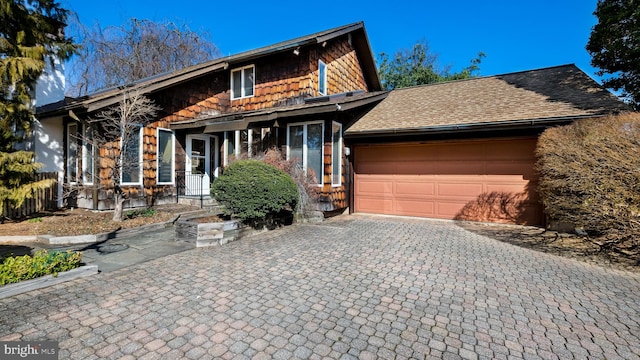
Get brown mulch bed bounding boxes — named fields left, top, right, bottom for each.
left=0, top=204, right=201, bottom=237
left=457, top=221, right=640, bottom=273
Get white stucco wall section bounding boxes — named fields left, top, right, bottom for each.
left=35, top=56, right=65, bottom=106
left=32, top=56, right=66, bottom=207
left=34, top=116, right=64, bottom=207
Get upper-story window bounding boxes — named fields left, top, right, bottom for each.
left=231, top=65, right=255, bottom=100
left=318, top=60, right=327, bottom=95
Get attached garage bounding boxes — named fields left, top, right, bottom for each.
left=344, top=65, right=628, bottom=226
left=354, top=138, right=542, bottom=225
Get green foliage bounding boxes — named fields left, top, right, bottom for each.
left=536, top=113, right=640, bottom=255
left=586, top=0, right=640, bottom=110
left=0, top=250, right=82, bottom=286
left=1, top=0, right=77, bottom=151
left=26, top=217, right=42, bottom=223
left=0, top=151, right=55, bottom=218
left=124, top=208, right=157, bottom=219
left=377, top=39, right=485, bottom=90
left=212, top=160, right=298, bottom=226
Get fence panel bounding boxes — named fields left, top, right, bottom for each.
left=2, top=172, right=59, bottom=219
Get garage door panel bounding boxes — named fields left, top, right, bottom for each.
left=357, top=197, right=393, bottom=213
left=395, top=179, right=435, bottom=196
left=485, top=183, right=529, bottom=194
left=438, top=182, right=484, bottom=197
left=354, top=138, right=542, bottom=225
left=395, top=199, right=435, bottom=217
left=356, top=177, right=393, bottom=195
left=437, top=201, right=468, bottom=218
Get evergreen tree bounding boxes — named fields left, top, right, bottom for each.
left=1, top=0, right=76, bottom=150
left=0, top=151, right=54, bottom=219
left=0, top=0, right=76, bottom=217
left=586, top=0, right=640, bottom=109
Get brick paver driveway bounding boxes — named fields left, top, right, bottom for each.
left=1, top=215, right=639, bottom=359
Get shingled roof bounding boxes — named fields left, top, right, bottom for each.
left=39, top=22, right=380, bottom=116
left=345, top=64, right=628, bottom=136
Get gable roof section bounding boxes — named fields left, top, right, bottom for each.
left=39, top=22, right=381, bottom=115
left=345, top=64, right=628, bottom=137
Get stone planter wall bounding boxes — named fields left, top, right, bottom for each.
left=175, top=214, right=250, bottom=247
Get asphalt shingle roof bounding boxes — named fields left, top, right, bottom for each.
left=346, top=64, right=628, bottom=135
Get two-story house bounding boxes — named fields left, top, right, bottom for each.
left=36, top=22, right=385, bottom=212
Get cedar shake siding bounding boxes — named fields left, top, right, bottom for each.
left=41, top=22, right=382, bottom=211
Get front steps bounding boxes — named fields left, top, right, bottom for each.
left=177, top=196, right=221, bottom=213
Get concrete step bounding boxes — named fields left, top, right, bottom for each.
left=178, top=196, right=221, bottom=212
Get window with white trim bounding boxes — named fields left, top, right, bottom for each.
left=82, top=125, right=95, bottom=185
left=332, top=122, right=342, bottom=186
left=157, top=128, right=175, bottom=184
left=121, top=126, right=143, bottom=185
left=318, top=60, right=327, bottom=95
left=66, top=123, right=78, bottom=184
left=287, top=121, right=324, bottom=185
left=231, top=65, right=255, bottom=99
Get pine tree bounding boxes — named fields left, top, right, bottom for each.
left=0, top=0, right=76, bottom=217
left=0, top=151, right=55, bottom=218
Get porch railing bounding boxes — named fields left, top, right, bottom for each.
left=175, top=171, right=209, bottom=208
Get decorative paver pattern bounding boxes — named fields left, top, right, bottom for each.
left=1, top=215, right=639, bottom=359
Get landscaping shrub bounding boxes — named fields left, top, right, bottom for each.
left=536, top=112, right=640, bottom=256
left=212, top=159, right=298, bottom=227
left=0, top=250, right=82, bottom=286
left=258, top=147, right=320, bottom=217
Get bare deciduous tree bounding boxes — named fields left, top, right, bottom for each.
left=90, top=91, right=160, bottom=221
left=67, top=18, right=219, bottom=96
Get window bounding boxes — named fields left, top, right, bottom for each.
left=318, top=60, right=327, bottom=95
left=157, top=128, right=174, bottom=184
left=66, top=123, right=78, bottom=184
left=82, top=125, right=94, bottom=185
left=287, top=122, right=323, bottom=185
left=67, top=122, right=94, bottom=185
left=332, top=122, right=342, bottom=186
left=121, top=126, right=143, bottom=184
left=231, top=65, right=255, bottom=99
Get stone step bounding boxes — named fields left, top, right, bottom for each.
left=177, top=197, right=221, bottom=212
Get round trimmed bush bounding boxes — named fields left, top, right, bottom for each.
left=212, top=160, right=298, bottom=226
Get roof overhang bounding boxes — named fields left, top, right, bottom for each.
left=171, top=91, right=388, bottom=132
left=344, top=114, right=609, bottom=138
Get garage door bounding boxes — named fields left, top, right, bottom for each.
left=354, top=138, right=542, bottom=225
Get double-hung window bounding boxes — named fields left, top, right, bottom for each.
left=332, top=122, right=342, bottom=186
left=157, top=128, right=175, bottom=184
left=318, top=60, right=327, bottom=95
left=121, top=126, right=143, bottom=185
left=66, top=123, right=79, bottom=184
left=287, top=122, right=323, bottom=185
left=82, top=125, right=95, bottom=185
left=231, top=65, right=255, bottom=99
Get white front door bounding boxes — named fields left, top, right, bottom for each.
left=185, top=135, right=218, bottom=196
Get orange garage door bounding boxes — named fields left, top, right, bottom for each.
left=353, top=138, right=543, bottom=225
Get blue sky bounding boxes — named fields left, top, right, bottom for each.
left=60, top=0, right=601, bottom=81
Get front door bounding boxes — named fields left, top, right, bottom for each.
left=185, top=135, right=218, bottom=196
